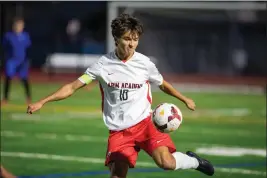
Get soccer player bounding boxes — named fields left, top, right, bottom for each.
left=27, top=14, right=214, bottom=177
left=1, top=17, right=32, bottom=105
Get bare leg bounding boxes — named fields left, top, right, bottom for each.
left=151, top=146, right=214, bottom=176
left=108, top=161, right=129, bottom=178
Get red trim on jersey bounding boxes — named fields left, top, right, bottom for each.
left=146, top=81, right=152, bottom=104
left=115, top=50, right=135, bottom=63
left=99, top=83, right=104, bottom=112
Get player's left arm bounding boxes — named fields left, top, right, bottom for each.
left=147, top=59, right=195, bottom=111
left=159, top=80, right=196, bottom=111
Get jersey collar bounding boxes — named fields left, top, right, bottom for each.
left=113, top=50, right=136, bottom=63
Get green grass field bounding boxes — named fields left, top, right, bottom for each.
left=1, top=82, right=266, bottom=178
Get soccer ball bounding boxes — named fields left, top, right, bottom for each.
left=152, top=103, right=183, bottom=133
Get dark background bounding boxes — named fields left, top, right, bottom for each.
left=1, top=1, right=266, bottom=77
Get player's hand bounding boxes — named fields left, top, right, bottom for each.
left=185, top=98, right=196, bottom=111
left=27, top=102, right=43, bottom=114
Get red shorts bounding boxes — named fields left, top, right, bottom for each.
left=105, top=115, right=176, bottom=168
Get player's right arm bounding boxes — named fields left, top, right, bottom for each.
left=39, top=79, right=88, bottom=103
left=27, top=58, right=102, bottom=114
left=27, top=78, right=90, bottom=114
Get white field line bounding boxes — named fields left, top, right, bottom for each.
left=2, top=131, right=266, bottom=156
left=1, top=131, right=26, bottom=137
left=1, top=125, right=263, bottom=144
left=1, top=131, right=107, bottom=143
left=6, top=108, right=258, bottom=122
left=1, top=151, right=266, bottom=176
left=1, top=130, right=262, bottom=158
left=215, top=168, right=266, bottom=176
left=151, top=84, right=265, bottom=95
left=0, top=151, right=154, bottom=167
left=0, top=130, right=228, bottom=148
left=9, top=112, right=102, bottom=121
left=6, top=116, right=265, bottom=137
left=1, top=125, right=262, bottom=144
left=196, top=147, right=266, bottom=157
left=178, top=128, right=263, bottom=137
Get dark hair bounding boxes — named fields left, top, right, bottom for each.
left=111, top=13, right=144, bottom=40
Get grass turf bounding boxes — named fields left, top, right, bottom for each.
left=1, top=82, right=266, bottom=178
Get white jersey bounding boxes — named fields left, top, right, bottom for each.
left=79, top=51, right=163, bottom=131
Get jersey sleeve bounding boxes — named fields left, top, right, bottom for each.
left=147, top=60, right=163, bottom=86
left=78, top=59, right=102, bottom=84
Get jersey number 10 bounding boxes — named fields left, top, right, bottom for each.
left=120, top=89, right=129, bottom=101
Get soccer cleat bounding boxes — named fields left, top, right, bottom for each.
left=186, top=151, right=214, bottom=176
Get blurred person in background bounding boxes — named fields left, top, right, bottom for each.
left=1, top=17, right=32, bottom=106
left=64, top=18, right=83, bottom=53
left=0, top=165, right=17, bottom=178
